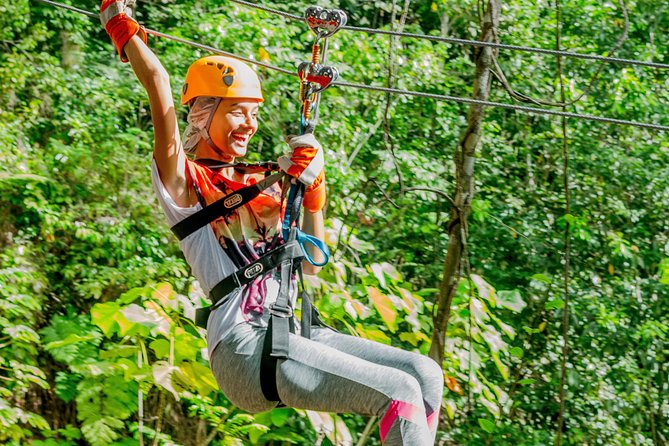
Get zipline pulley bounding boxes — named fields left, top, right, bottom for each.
left=298, top=6, right=347, bottom=134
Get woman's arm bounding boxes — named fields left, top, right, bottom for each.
left=301, top=209, right=325, bottom=275
left=124, top=37, right=193, bottom=207
left=100, top=0, right=192, bottom=207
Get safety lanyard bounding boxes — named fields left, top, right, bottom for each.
left=279, top=6, right=345, bottom=265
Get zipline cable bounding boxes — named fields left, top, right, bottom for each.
left=334, top=82, right=669, bottom=131
left=33, top=0, right=669, bottom=132
left=227, top=0, right=669, bottom=70
left=33, top=0, right=296, bottom=75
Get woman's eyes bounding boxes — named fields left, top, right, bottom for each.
left=230, top=111, right=258, bottom=119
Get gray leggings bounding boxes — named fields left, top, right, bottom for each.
left=210, top=323, right=444, bottom=445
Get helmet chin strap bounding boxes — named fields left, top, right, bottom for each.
left=200, top=97, right=234, bottom=162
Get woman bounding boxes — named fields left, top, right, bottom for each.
left=100, top=1, right=443, bottom=444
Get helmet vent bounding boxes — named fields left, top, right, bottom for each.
left=223, top=75, right=234, bottom=86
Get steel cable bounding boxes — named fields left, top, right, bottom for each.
left=33, top=0, right=669, bottom=132
left=227, top=0, right=669, bottom=70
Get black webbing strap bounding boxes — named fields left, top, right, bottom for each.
left=195, top=159, right=280, bottom=174
left=171, top=172, right=283, bottom=240
left=193, top=241, right=304, bottom=328
left=260, top=252, right=295, bottom=402
left=259, top=260, right=330, bottom=403
left=299, top=268, right=313, bottom=339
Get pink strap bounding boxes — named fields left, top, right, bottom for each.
left=427, top=406, right=440, bottom=431
left=379, top=400, right=425, bottom=442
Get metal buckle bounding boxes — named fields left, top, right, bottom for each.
left=232, top=271, right=243, bottom=289
left=269, top=304, right=293, bottom=318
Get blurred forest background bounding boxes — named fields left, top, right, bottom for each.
left=1, top=0, right=668, bottom=444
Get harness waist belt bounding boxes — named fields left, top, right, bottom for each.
left=208, top=240, right=305, bottom=307
left=194, top=241, right=304, bottom=328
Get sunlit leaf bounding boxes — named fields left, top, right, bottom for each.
left=366, top=286, right=398, bottom=332
left=152, top=361, right=181, bottom=400
left=496, top=290, right=527, bottom=313
left=90, top=302, right=121, bottom=337
left=370, top=263, right=387, bottom=288
left=471, top=274, right=496, bottom=306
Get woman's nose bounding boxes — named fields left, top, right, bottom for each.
left=243, top=114, right=256, bottom=127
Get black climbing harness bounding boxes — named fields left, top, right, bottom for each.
left=171, top=6, right=347, bottom=405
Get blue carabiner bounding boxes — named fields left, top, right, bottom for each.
left=296, top=229, right=330, bottom=267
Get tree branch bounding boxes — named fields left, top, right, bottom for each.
left=429, top=0, right=500, bottom=365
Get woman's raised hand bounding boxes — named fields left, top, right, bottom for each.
left=100, top=0, right=147, bottom=62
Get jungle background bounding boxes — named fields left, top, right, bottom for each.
left=1, top=0, right=668, bottom=444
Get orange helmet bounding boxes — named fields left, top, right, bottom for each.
left=181, top=55, right=264, bottom=105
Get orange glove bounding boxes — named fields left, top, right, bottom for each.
left=303, top=170, right=326, bottom=213
left=279, top=134, right=326, bottom=212
left=100, top=0, right=147, bottom=62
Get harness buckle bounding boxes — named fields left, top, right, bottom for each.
left=269, top=303, right=293, bottom=318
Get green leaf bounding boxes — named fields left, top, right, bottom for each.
left=248, top=424, right=270, bottom=444
left=118, top=287, right=148, bottom=305
left=91, top=302, right=121, bottom=337
left=270, top=407, right=293, bottom=426
left=509, top=347, right=524, bottom=358
left=149, top=339, right=170, bottom=359
left=399, top=331, right=429, bottom=346
left=471, top=298, right=490, bottom=324
left=173, top=331, right=202, bottom=362
left=55, top=372, right=81, bottom=403
left=179, top=361, right=218, bottom=396
left=478, top=418, right=496, bottom=433
left=492, top=353, right=509, bottom=380
left=659, top=258, right=669, bottom=285
left=530, top=273, right=552, bottom=284
left=355, top=323, right=391, bottom=344
left=545, top=298, right=565, bottom=310
left=415, top=288, right=439, bottom=297
left=45, top=333, right=96, bottom=351
left=81, top=416, right=124, bottom=446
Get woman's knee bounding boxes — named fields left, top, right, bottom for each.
left=414, top=355, right=444, bottom=386
left=384, top=369, right=424, bottom=407
left=412, top=355, right=444, bottom=408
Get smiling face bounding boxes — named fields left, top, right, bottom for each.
left=204, top=98, right=261, bottom=161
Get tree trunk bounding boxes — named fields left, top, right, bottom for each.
left=429, top=0, right=500, bottom=364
